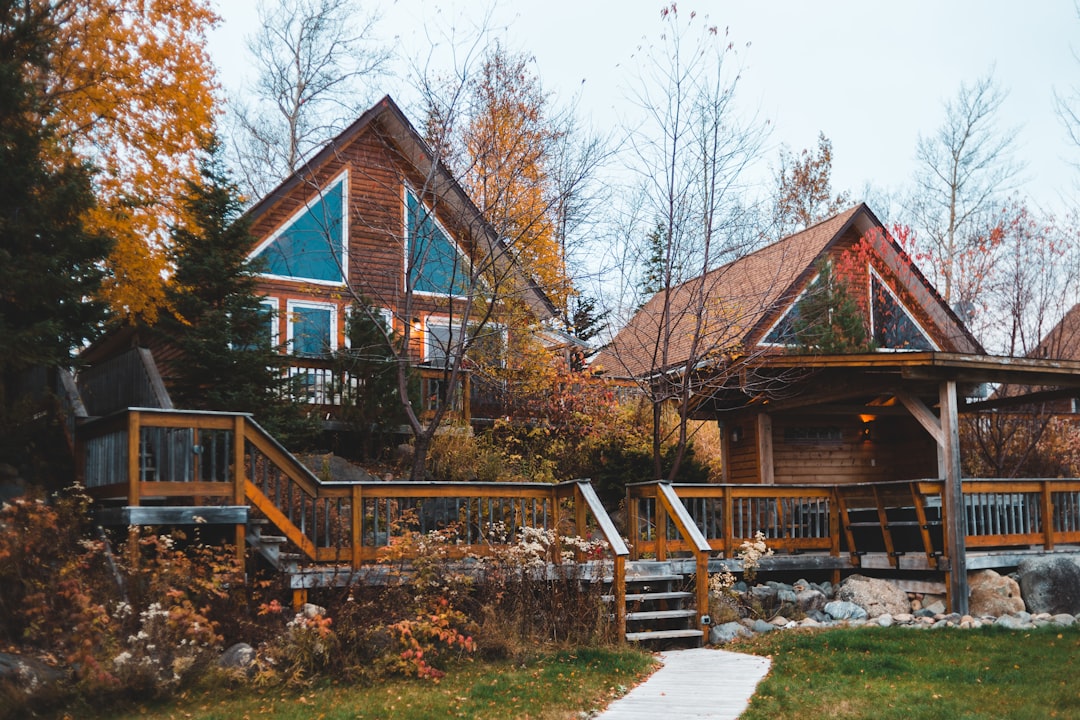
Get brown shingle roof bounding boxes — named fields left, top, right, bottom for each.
left=594, top=205, right=864, bottom=379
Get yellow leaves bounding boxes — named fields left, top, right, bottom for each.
left=43, top=0, right=221, bottom=322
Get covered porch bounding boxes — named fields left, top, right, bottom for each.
left=694, top=351, right=1080, bottom=614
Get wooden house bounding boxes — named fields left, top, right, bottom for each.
left=596, top=204, right=987, bottom=485
left=243, top=95, right=556, bottom=421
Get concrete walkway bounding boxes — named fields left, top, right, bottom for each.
left=596, top=647, right=772, bottom=719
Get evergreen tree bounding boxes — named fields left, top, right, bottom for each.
left=790, top=258, right=874, bottom=354
left=0, top=1, right=111, bottom=407
left=334, top=303, right=413, bottom=458
left=160, top=140, right=316, bottom=447
left=638, top=220, right=670, bottom=302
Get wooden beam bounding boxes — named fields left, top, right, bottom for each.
left=757, top=413, right=774, bottom=485
left=896, top=391, right=944, bottom=446
left=940, top=380, right=969, bottom=615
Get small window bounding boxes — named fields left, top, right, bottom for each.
left=871, top=272, right=936, bottom=351
left=287, top=301, right=338, bottom=357
left=783, top=426, right=843, bottom=444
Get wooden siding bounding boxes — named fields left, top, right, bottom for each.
left=726, top=413, right=937, bottom=485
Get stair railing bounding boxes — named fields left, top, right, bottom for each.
left=564, top=480, right=630, bottom=640
left=653, top=482, right=712, bottom=644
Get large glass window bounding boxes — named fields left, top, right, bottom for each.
left=871, top=273, right=936, bottom=351
left=252, top=174, right=347, bottom=284
left=407, top=190, right=468, bottom=296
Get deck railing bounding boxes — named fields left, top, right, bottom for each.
left=629, top=478, right=1080, bottom=573
left=77, top=408, right=629, bottom=631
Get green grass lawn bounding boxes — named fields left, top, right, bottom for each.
left=738, top=624, right=1080, bottom=720
left=71, top=648, right=656, bottom=720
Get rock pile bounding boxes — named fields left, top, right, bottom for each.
left=707, top=566, right=1080, bottom=645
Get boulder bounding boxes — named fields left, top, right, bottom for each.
left=824, top=601, right=868, bottom=621
left=1018, top=556, right=1080, bottom=615
left=968, top=569, right=1025, bottom=616
left=0, top=652, right=64, bottom=695
left=218, top=643, right=257, bottom=676
left=795, top=587, right=828, bottom=614
left=710, top=621, right=753, bottom=644
left=837, top=575, right=911, bottom=617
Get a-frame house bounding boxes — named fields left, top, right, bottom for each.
left=243, top=95, right=556, bottom=421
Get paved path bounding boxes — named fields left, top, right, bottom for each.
left=596, top=647, right=772, bottom=719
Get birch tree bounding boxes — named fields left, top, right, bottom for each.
left=907, top=71, right=1022, bottom=310
left=611, top=4, right=769, bottom=480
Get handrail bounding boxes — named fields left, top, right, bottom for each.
left=570, top=479, right=629, bottom=640
left=654, top=482, right=711, bottom=643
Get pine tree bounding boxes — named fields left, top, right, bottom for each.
left=790, top=258, right=874, bottom=354
left=0, top=1, right=111, bottom=405
left=160, top=140, right=316, bottom=447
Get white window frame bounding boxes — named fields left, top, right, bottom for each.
left=286, top=299, right=339, bottom=356
left=867, top=265, right=939, bottom=352
left=249, top=169, right=349, bottom=287
left=261, top=297, right=280, bottom=347
left=343, top=306, right=393, bottom=350
left=402, top=185, right=470, bottom=299
left=424, top=317, right=506, bottom=367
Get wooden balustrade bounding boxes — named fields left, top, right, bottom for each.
left=77, top=409, right=629, bottom=626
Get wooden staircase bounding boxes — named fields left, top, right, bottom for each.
left=610, top=560, right=704, bottom=646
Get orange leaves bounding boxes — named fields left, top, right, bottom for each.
left=44, top=0, right=221, bottom=322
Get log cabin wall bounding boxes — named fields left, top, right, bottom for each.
left=726, top=413, right=938, bottom=484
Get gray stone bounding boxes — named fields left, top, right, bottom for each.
left=875, top=613, right=894, bottom=627
left=750, top=585, right=777, bottom=602
left=1053, top=614, right=1077, bottom=626
left=1018, top=556, right=1080, bottom=615
left=806, top=609, right=830, bottom=623
left=995, top=614, right=1033, bottom=630
left=837, top=575, right=911, bottom=617
left=893, top=613, right=915, bottom=624
left=923, top=600, right=946, bottom=616
left=219, top=643, right=257, bottom=675
left=824, top=601, right=868, bottom=621
left=0, top=652, right=64, bottom=694
left=777, top=588, right=798, bottom=604
left=796, top=587, right=828, bottom=613
left=968, top=569, right=1025, bottom=616
left=710, top=621, right=754, bottom=644
left=751, top=619, right=775, bottom=634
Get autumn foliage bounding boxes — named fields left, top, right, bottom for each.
left=44, top=0, right=221, bottom=322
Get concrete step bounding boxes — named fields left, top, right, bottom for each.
left=602, top=590, right=693, bottom=603
left=625, top=628, right=703, bottom=643
left=626, top=609, right=697, bottom=621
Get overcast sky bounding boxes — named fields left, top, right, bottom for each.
left=209, top=0, right=1080, bottom=217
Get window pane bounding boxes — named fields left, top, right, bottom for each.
left=293, top=306, right=333, bottom=356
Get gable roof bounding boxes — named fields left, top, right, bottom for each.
left=1032, top=303, right=1080, bottom=361
left=595, top=204, right=982, bottom=380
left=245, top=95, right=557, bottom=321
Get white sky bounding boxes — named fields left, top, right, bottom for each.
left=209, top=0, right=1080, bottom=216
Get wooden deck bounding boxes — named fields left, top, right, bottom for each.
left=74, top=407, right=1080, bottom=635
left=597, top=648, right=771, bottom=719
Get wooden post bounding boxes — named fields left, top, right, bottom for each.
left=697, top=550, right=710, bottom=644
left=757, top=413, right=774, bottom=485
left=127, top=410, right=141, bottom=507
left=233, top=415, right=247, bottom=571
left=1042, top=481, right=1056, bottom=550
left=722, top=486, right=734, bottom=558
left=655, top=488, right=667, bottom=561
left=626, top=493, right=639, bottom=561
left=614, top=553, right=627, bottom=642
left=352, top=484, right=363, bottom=569
left=940, top=380, right=968, bottom=615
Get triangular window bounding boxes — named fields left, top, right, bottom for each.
left=763, top=276, right=820, bottom=345
left=252, top=174, right=346, bottom=284
left=871, top=272, right=936, bottom=350
left=407, top=191, right=468, bottom=296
